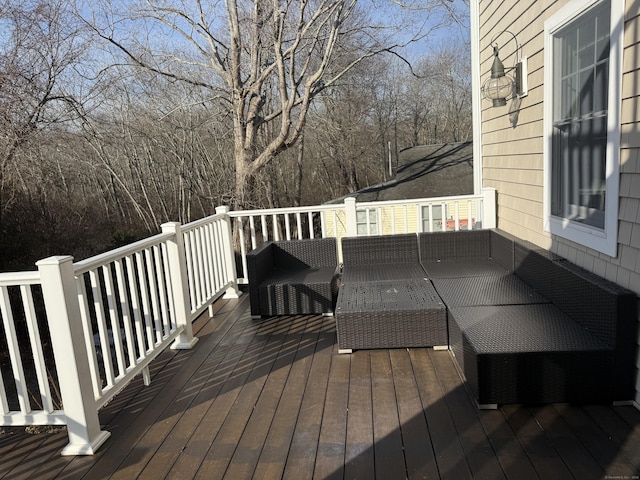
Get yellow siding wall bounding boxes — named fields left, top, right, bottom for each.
left=323, top=202, right=477, bottom=237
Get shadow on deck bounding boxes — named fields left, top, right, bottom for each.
left=1, top=295, right=639, bottom=479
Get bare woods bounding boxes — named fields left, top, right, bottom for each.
left=0, top=0, right=471, bottom=270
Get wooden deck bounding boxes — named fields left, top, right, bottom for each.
left=1, top=295, right=640, bottom=479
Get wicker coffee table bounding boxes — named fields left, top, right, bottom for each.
left=335, top=278, right=447, bottom=353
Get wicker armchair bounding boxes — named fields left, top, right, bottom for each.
left=247, top=238, right=339, bottom=317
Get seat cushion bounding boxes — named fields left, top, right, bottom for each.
left=422, top=259, right=509, bottom=278
left=448, top=304, right=613, bottom=405
left=432, top=274, right=548, bottom=307
left=341, top=263, right=426, bottom=283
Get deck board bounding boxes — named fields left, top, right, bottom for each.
left=314, top=345, right=350, bottom=480
left=531, top=405, right=603, bottom=480
left=371, top=350, right=406, bottom=478
left=421, top=349, right=474, bottom=479
left=281, top=317, right=332, bottom=480
left=503, top=405, right=574, bottom=480
left=430, top=349, right=507, bottom=480
left=389, top=349, right=440, bottom=479
left=1, top=295, right=640, bottom=479
left=344, top=350, right=374, bottom=480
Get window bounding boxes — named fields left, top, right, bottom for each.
left=543, top=0, right=622, bottom=257
left=356, top=209, right=378, bottom=235
left=422, top=204, right=446, bottom=232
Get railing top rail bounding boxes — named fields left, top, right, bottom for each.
left=227, top=203, right=343, bottom=217
left=352, top=193, right=483, bottom=208
left=0, top=270, right=41, bottom=286
left=225, top=193, right=484, bottom=218
left=182, top=212, right=227, bottom=232
left=74, top=231, right=174, bottom=275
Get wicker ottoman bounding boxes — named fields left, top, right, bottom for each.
left=335, top=278, right=447, bottom=353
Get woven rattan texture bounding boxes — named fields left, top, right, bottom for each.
left=247, top=242, right=275, bottom=316
left=337, top=279, right=442, bottom=311
left=451, top=304, right=613, bottom=405
left=467, top=348, right=614, bottom=405
left=513, top=244, right=560, bottom=299
left=341, top=263, right=427, bottom=282
left=432, top=275, right=549, bottom=307
left=341, top=234, right=419, bottom=266
left=421, top=259, right=508, bottom=278
left=273, top=237, right=338, bottom=268
left=336, top=279, right=447, bottom=349
left=449, top=305, right=609, bottom=353
left=514, top=248, right=636, bottom=348
left=260, top=275, right=338, bottom=316
left=489, top=230, right=515, bottom=271
left=247, top=238, right=339, bottom=316
left=418, top=230, right=491, bottom=262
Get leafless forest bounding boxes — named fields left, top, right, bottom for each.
left=0, top=0, right=471, bottom=270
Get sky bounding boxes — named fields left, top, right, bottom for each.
left=367, top=0, right=471, bottom=63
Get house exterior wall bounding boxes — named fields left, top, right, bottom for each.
left=323, top=202, right=476, bottom=242
left=476, top=0, right=640, bottom=406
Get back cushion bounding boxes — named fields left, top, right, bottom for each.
left=489, top=230, right=515, bottom=271
left=513, top=243, right=559, bottom=299
left=549, top=261, right=632, bottom=348
left=418, top=230, right=491, bottom=263
left=515, top=241, right=629, bottom=347
left=342, top=234, right=419, bottom=266
left=274, top=238, right=337, bottom=269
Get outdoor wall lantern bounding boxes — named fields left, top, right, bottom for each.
left=481, top=30, right=528, bottom=107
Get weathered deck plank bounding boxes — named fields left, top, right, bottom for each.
left=503, top=405, right=574, bottom=480
left=343, top=350, right=374, bottom=480
left=389, top=349, right=440, bottom=479
left=281, top=317, right=333, bottom=480
left=371, top=350, right=406, bottom=478
left=430, top=350, right=506, bottom=480
left=411, top=348, right=474, bottom=479
left=1, top=295, right=640, bottom=479
left=314, top=345, right=349, bottom=480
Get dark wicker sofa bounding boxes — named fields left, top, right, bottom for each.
left=419, top=229, right=637, bottom=407
left=247, top=238, right=339, bottom=317
left=336, top=234, right=447, bottom=351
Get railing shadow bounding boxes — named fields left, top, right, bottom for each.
left=102, top=303, right=640, bottom=478
left=3, top=295, right=639, bottom=478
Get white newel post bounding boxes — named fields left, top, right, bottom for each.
left=482, top=187, right=497, bottom=229
left=36, top=256, right=111, bottom=456
left=344, top=197, right=358, bottom=237
left=161, top=222, right=199, bottom=350
left=215, top=206, right=241, bottom=299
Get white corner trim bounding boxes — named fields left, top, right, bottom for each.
left=470, top=0, right=483, bottom=196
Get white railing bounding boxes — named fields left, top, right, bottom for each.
left=0, top=271, right=66, bottom=426
left=73, top=229, right=192, bottom=413
left=181, top=207, right=240, bottom=319
left=230, top=189, right=496, bottom=283
left=0, top=218, right=239, bottom=455
left=0, top=189, right=495, bottom=456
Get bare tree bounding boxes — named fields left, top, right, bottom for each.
left=0, top=0, right=90, bottom=255
left=87, top=0, right=459, bottom=209
left=80, top=72, right=236, bottom=229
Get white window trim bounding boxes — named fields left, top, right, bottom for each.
left=543, top=0, right=623, bottom=257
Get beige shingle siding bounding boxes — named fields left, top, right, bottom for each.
left=619, top=6, right=640, bottom=408
left=480, top=0, right=550, bottom=245
left=479, top=0, right=640, bottom=405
